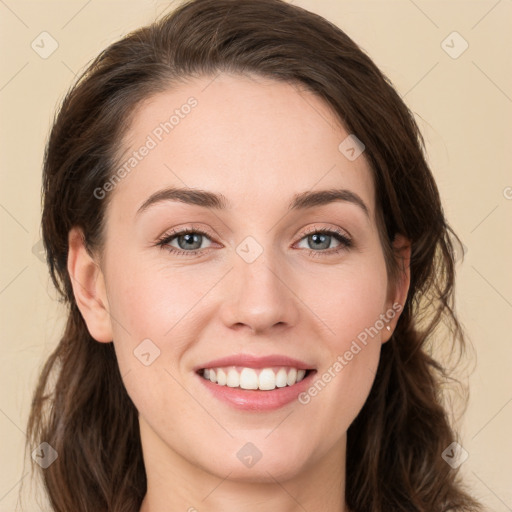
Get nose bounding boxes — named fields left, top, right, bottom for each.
left=219, top=248, right=300, bottom=335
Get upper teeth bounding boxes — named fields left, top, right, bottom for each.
left=202, top=367, right=307, bottom=390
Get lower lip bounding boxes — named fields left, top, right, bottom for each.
left=197, top=371, right=316, bottom=411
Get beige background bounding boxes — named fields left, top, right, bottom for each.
left=1, top=0, right=511, bottom=510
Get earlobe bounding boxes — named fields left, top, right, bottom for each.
left=67, top=227, right=113, bottom=343
left=382, top=233, right=411, bottom=343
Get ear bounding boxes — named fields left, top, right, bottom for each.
left=67, top=227, right=113, bottom=343
left=381, top=233, right=411, bottom=343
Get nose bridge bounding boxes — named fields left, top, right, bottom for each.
left=220, top=239, right=299, bottom=333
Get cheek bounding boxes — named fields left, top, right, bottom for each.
left=104, top=254, right=223, bottom=395
left=107, top=257, right=212, bottom=341
left=105, top=259, right=213, bottom=430
left=301, top=259, right=389, bottom=348
left=294, top=257, right=388, bottom=425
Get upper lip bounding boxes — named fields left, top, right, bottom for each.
left=194, top=354, right=315, bottom=372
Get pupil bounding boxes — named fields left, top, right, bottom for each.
left=181, top=233, right=200, bottom=249
left=311, top=233, right=329, bottom=249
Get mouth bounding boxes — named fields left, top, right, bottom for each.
left=197, top=366, right=315, bottom=391
left=196, top=365, right=317, bottom=411
left=194, top=354, right=317, bottom=410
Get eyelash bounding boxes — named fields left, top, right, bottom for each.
left=155, top=225, right=353, bottom=258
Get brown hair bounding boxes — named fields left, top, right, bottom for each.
left=24, top=0, right=482, bottom=510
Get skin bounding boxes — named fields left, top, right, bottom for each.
left=68, top=73, right=410, bottom=512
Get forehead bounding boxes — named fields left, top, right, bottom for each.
left=109, top=73, right=376, bottom=222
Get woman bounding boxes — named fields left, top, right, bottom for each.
left=25, top=0, right=483, bottom=510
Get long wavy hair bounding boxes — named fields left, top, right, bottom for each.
left=23, top=0, right=482, bottom=510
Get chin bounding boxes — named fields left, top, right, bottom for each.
left=197, top=435, right=316, bottom=483
left=207, top=455, right=309, bottom=484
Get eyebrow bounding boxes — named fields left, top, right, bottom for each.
left=136, top=186, right=370, bottom=219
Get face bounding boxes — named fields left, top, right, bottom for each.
left=76, top=73, right=407, bottom=486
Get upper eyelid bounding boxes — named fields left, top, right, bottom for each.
left=299, top=225, right=351, bottom=238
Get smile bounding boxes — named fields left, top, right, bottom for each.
left=195, top=354, right=317, bottom=410
left=199, top=366, right=311, bottom=391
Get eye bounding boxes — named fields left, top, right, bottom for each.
left=156, top=227, right=214, bottom=256
left=295, top=227, right=352, bottom=257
